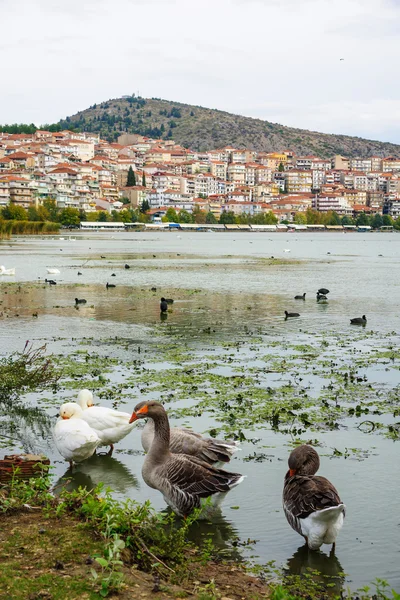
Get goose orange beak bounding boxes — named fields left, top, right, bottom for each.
left=129, top=412, right=138, bottom=424
left=289, top=469, right=296, bottom=477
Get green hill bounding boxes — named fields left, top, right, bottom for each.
left=59, top=96, right=400, bottom=158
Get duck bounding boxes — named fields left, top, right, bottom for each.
left=317, top=294, right=328, bottom=303
left=124, top=264, right=130, bottom=269
left=294, top=293, right=306, bottom=300
left=77, top=389, right=135, bottom=455
left=45, top=278, right=57, bottom=285
left=75, top=298, right=87, bottom=305
left=283, top=445, right=345, bottom=551
left=53, top=402, right=100, bottom=469
left=0, top=265, right=16, bottom=276
left=129, top=401, right=244, bottom=517
left=106, top=282, right=116, bottom=289
left=285, top=311, right=300, bottom=318
left=350, top=315, right=367, bottom=325
left=160, top=298, right=168, bottom=313
left=142, top=419, right=239, bottom=465
left=46, top=268, right=60, bottom=274
left=77, top=272, right=82, bottom=276
left=317, top=288, right=330, bottom=295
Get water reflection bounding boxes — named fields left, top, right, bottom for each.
left=182, top=509, right=243, bottom=561
left=0, top=403, right=53, bottom=454
left=52, top=454, right=140, bottom=495
left=284, top=544, right=345, bottom=597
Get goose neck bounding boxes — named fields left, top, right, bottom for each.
left=146, top=412, right=170, bottom=459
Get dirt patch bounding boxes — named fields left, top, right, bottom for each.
left=0, top=510, right=270, bottom=599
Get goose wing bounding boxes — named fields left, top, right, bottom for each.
left=169, top=429, right=238, bottom=464
left=53, top=420, right=99, bottom=457
left=163, top=454, right=242, bottom=496
left=283, top=475, right=343, bottom=534
left=81, top=406, right=131, bottom=430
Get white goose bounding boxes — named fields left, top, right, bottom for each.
left=77, top=389, right=135, bottom=455
left=53, top=402, right=100, bottom=468
left=0, top=265, right=15, bottom=275
left=46, top=268, right=60, bottom=274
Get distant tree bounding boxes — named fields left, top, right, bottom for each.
left=142, top=172, right=146, bottom=187
left=341, top=215, right=354, bottom=226
left=43, top=198, right=59, bottom=222
left=98, top=211, right=109, bottom=222
left=205, top=211, right=218, bottom=224
left=327, top=211, right=341, bottom=226
left=79, top=209, right=87, bottom=222
left=278, top=162, right=285, bottom=172
left=58, top=207, right=80, bottom=227
left=118, top=209, right=133, bottom=222
left=140, top=200, right=150, bottom=213
left=120, top=196, right=131, bottom=205
left=27, top=207, right=40, bottom=221
left=165, top=207, right=178, bottom=222
left=192, top=206, right=207, bottom=224
left=382, top=214, right=393, bottom=227
left=371, top=213, right=383, bottom=229
left=190, top=110, right=195, bottom=117
left=393, top=215, right=400, bottom=230
left=1, top=203, right=28, bottom=220
left=126, top=166, right=136, bottom=187
left=219, top=211, right=237, bottom=224
left=294, top=212, right=307, bottom=224
left=178, top=210, right=193, bottom=223
left=356, top=212, right=371, bottom=226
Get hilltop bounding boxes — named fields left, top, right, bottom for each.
left=59, top=96, right=400, bottom=158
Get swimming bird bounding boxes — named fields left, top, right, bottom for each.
left=111, top=273, right=116, bottom=277
left=53, top=402, right=100, bottom=469
left=142, top=419, right=239, bottom=465
left=160, top=298, right=168, bottom=313
left=106, top=282, right=116, bottom=289
left=317, top=288, right=330, bottom=295
left=165, top=298, right=174, bottom=304
left=129, top=401, right=244, bottom=517
left=45, top=279, right=57, bottom=285
left=284, top=249, right=291, bottom=253
left=0, top=265, right=16, bottom=276
left=77, top=272, right=82, bottom=276
left=77, top=389, right=135, bottom=455
left=75, top=298, right=87, bottom=305
left=124, top=264, right=130, bottom=269
left=294, top=293, right=306, bottom=300
left=46, top=268, right=60, bottom=274
left=350, top=315, right=367, bottom=325
left=285, top=311, right=300, bottom=318
left=317, top=294, right=328, bottom=303
left=283, top=445, right=345, bottom=551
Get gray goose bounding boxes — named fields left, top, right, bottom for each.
left=283, top=445, right=345, bottom=551
left=141, top=419, right=239, bottom=465
left=130, top=401, right=244, bottom=517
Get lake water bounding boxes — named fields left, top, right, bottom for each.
left=0, top=231, right=399, bottom=594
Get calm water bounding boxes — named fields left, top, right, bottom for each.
left=1, top=231, right=399, bottom=592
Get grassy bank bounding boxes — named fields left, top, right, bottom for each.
left=0, top=220, right=60, bottom=238
left=0, top=476, right=399, bottom=600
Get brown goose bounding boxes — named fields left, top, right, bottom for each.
left=129, top=401, right=244, bottom=517
left=141, top=419, right=239, bottom=465
left=283, top=445, right=345, bottom=551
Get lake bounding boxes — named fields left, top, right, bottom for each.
left=0, top=230, right=399, bottom=594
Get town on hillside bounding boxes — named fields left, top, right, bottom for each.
left=0, top=129, right=399, bottom=228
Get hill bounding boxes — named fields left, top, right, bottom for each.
left=60, top=96, right=400, bottom=158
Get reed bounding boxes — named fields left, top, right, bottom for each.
left=0, top=220, right=60, bottom=237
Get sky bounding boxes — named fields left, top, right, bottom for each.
left=2, top=0, right=400, bottom=143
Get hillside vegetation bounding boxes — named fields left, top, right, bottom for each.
left=59, top=96, right=400, bottom=158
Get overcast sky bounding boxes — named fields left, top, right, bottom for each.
left=2, top=0, right=400, bottom=143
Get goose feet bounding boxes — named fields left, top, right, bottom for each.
left=107, top=444, right=114, bottom=456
